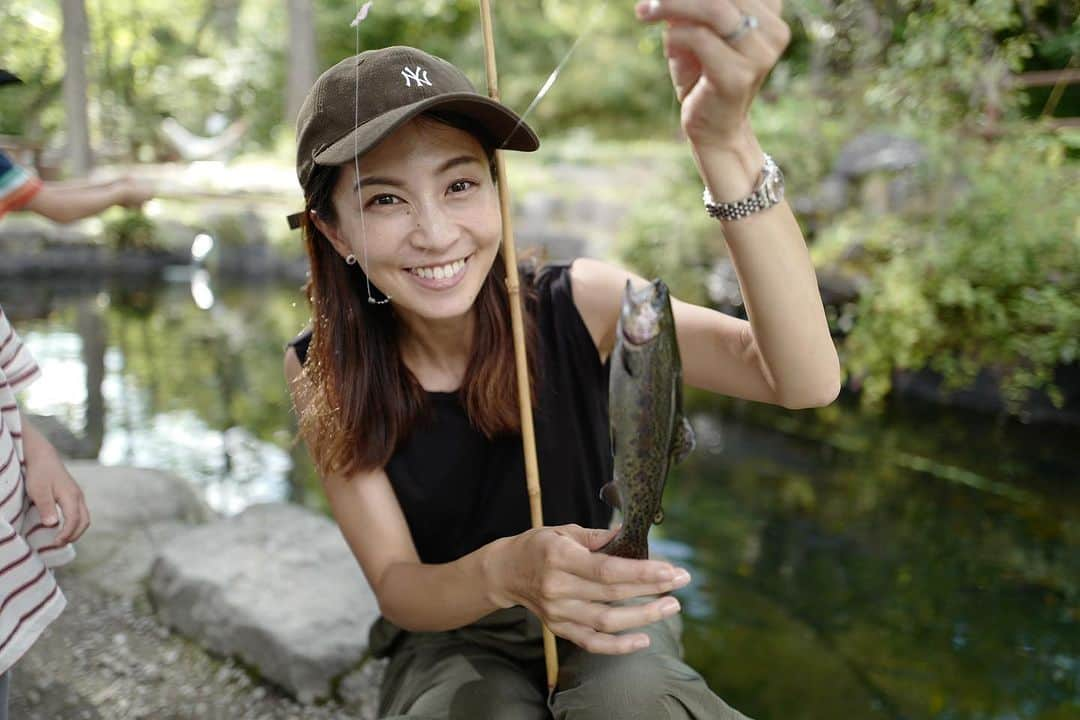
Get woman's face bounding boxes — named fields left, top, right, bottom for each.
left=322, top=117, right=501, bottom=325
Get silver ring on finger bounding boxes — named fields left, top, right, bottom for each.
left=723, top=13, right=759, bottom=43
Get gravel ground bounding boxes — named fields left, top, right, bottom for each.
left=9, top=571, right=385, bottom=720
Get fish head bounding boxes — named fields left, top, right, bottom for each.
left=620, top=278, right=671, bottom=346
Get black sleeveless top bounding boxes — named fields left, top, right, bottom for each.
left=289, top=262, right=613, bottom=564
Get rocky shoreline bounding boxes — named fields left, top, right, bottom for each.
left=9, top=462, right=387, bottom=719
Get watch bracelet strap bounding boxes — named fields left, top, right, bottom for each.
left=703, top=152, right=779, bottom=221
left=704, top=189, right=772, bottom=221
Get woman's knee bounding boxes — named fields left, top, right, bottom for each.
left=555, top=651, right=707, bottom=720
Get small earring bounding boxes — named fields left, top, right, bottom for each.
left=345, top=254, right=357, bottom=265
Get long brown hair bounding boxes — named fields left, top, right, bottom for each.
left=298, top=115, right=538, bottom=478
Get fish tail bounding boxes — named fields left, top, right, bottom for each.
left=597, top=530, right=648, bottom=559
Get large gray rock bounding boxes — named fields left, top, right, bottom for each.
left=833, top=132, right=926, bottom=179
left=26, top=414, right=97, bottom=459
left=148, top=502, right=380, bottom=704
left=66, top=462, right=213, bottom=598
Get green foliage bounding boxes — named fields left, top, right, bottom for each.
left=5, top=0, right=1078, bottom=158
left=0, top=2, right=64, bottom=138
left=784, top=0, right=1077, bottom=129
left=813, top=125, right=1080, bottom=409
left=869, top=0, right=1035, bottom=125
left=313, top=0, right=676, bottom=139
left=104, top=209, right=158, bottom=251
left=613, top=160, right=718, bottom=306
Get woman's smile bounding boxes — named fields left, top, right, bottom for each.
left=404, top=254, right=471, bottom=290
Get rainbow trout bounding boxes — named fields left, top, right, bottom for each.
left=598, top=278, right=695, bottom=560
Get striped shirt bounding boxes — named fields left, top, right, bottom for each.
left=0, top=306, right=74, bottom=675
left=0, top=150, right=42, bottom=219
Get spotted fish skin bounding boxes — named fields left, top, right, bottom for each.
left=598, top=278, right=695, bottom=560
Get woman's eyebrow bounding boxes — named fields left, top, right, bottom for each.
left=354, top=175, right=403, bottom=191
left=354, top=155, right=484, bottom=191
left=436, top=155, right=484, bottom=173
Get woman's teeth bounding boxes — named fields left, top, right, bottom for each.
left=409, top=258, right=466, bottom=280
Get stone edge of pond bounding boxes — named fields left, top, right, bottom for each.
left=43, top=461, right=384, bottom=713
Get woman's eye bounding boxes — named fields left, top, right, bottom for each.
left=370, top=194, right=399, bottom=206
left=449, top=180, right=475, bottom=194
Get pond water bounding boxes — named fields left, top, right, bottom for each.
left=1, top=275, right=1076, bottom=719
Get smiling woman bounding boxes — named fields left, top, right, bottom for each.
left=284, top=9, right=838, bottom=713
left=297, top=113, right=538, bottom=476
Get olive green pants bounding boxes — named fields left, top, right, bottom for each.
left=370, top=604, right=753, bottom=720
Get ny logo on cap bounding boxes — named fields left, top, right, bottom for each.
left=402, top=66, right=432, bottom=88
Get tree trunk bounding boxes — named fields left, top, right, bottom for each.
left=286, top=0, right=319, bottom=125
left=77, top=302, right=106, bottom=457
left=61, top=0, right=93, bottom=177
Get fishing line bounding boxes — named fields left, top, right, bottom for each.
left=352, top=1, right=391, bottom=305
left=499, top=0, right=611, bottom=149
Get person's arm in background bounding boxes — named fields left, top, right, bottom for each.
left=23, top=176, right=153, bottom=224
left=0, top=149, right=153, bottom=224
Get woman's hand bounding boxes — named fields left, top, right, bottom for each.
left=636, top=0, right=790, bottom=153
left=486, top=524, right=691, bottom=654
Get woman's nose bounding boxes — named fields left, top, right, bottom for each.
left=411, top=203, right=461, bottom=253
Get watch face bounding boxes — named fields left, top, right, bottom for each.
left=765, top=165, right=785, bottom=204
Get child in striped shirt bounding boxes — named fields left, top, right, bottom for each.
left=0, top=307, right=90, bottom=717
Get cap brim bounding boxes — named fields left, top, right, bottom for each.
left=313, top=92, right=539, bottom=168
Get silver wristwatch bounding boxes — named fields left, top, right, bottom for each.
left=703, top=153, right=785, bottom=221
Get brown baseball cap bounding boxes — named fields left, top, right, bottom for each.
left=295, top=45, right=539, bottom=190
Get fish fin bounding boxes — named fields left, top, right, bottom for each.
left=620, top=345, right=636, bottom=377
left=653, top=507, right=664, bottom=525
left=670, top=415, right=696, bottom=464
left=599, top=481, right=622, bottom=511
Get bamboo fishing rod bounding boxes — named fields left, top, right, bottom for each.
left=477, top=0, right=560, bottom=696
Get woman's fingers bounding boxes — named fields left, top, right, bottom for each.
left=539, top=527, right=691, bottom=599
left=546, top=596, right=682, bottom=654
left=565, top=596, right=682, bottom=634
left=539, top=568, right=690, bottom=604
left=664, top=23, right=761, bottom=101
left=639, top=0, right=741, bottom=37
left=549, top=619, right=651, bottom=655
left=581, top=549, right=682, bottom=585
left=638, top=0, right=786, bottom=45
left=551, top=523, right=620, bottom=552
left=578, top=554, right=691, bottom=599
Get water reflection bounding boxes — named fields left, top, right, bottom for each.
left=0, top=278, right=1075, bottom=717
left=6, top=277, right=311, bottom=515
left=668, top=393, right=1079, bottom=719
left=190, top=269, right=215, bottom=310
